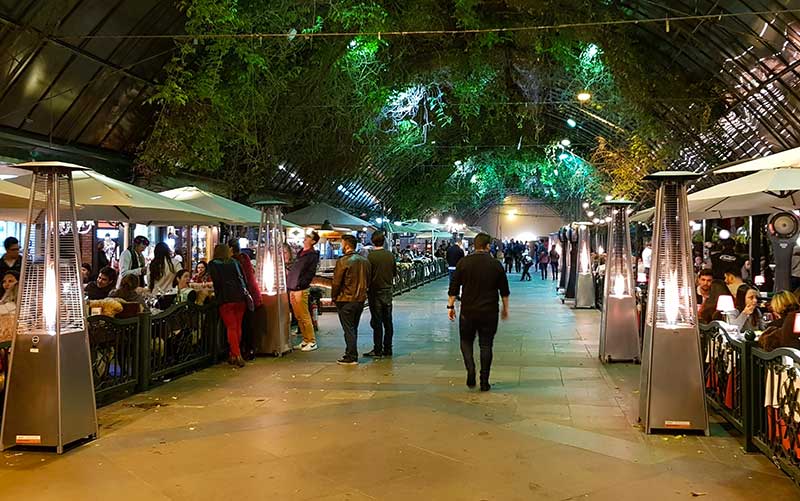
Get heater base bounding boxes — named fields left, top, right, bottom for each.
left=574, top=274, right=596, bottom=309
left=600, top=296, right=640, bottom=363
left=1, top=330, right=98, bottom=453
left=255, top=293, right=291, bottom=356
left=639, top=325, right=708, bottom=435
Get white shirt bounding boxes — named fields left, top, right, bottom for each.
left=149, top=257, right=183, bottom=295
left=118, top=248, right=147, bottom=287
left=641, top=247, right=652, bottom=268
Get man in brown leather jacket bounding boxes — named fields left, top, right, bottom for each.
left=333, top=235, right=371, bottom=365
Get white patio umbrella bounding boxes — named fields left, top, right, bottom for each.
left=630, top=166, right=800, bottom=221
left=0, top=162, right=233, bottom=225
left=159, top=186, right=299, bottom=227
left=715, top=146, right=800, bottom=174
left=283, top=202, right=373, bottom=231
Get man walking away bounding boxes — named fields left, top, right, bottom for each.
left=503, top=242, right=514, bottom=273
left=448, top=233, right=510, bottom=391
left=549, top=245, right=560, bottom=281
left=333, top=235, right=370, bottom=365
left=229, top=239, right=263, bottom=360
left=287, top=231, right=321, bottom=352
left=365, top=231, right=396, bottom=357
left=446, top=241, right=465, bottom=281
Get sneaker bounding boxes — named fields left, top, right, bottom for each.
left=301, top=342, right=318, bottom=352
left=480, top=382, right=491, bottom=392
left=337, top=357, right=358, bottom=366
left=364, top=349, right=383, bottom=357
left=294, top=341, right=308, bottom=350
left=382, top=350, right=392, bottom=357
left=466, top=373, right=476, bottom=388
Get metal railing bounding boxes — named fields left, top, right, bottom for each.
left=394, top=259, right=448, bottom=296
left=701, top=323, right=800, bottom=485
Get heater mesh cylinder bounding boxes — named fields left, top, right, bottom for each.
left=17, top=172, right=85, bottom=336
left=647, top=182, right=696, bottom=328
left=577, top=224, right=592, bottom=275
left=256, top=205, right=287, bottom=296
left=605, top=209, right=634, bottom=298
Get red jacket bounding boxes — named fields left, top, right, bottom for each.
left=236, top=254, right=263, bottom=308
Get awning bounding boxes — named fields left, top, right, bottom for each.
left=159, top=186, right=298, bottom=227
left=284, top=202, right=373, bottom=230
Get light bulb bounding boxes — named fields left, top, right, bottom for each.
left=577, top=91, right=592, bottom=102
left=567, top=118, right=577, bottom=128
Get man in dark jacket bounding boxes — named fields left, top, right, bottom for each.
left=229, top=239, right=263, bottom=360
left=448, top=232, right=510, bottom=391
left=365, top=231, right=397, bottom=357
left=85, top=266, right=117, bottom=300
left=446, top=241, right=465, bottom=280
left=287, top=231, right=320, bottom=351
left=333, top=235, right=370, bottom=365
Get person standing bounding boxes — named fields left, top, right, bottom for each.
left=119, top=236, right=149, bottom=287
left=549, top=245, right=560, bottom=281
left=208, top=244, right=248, bottom=368
left=520, top=254, right=533, bottom=281
left=503, top=242, right=514, bottom=273
left=641, top=241, right=653, bottom=277
left=365, top=231, right=396, bottom=357
left=229, top=239, right=263, bottom=360
left=446, top=241, right=465, bottom=281
left=538, top=247, right=550, bottom=280
left=0, top=237, right=21, bottom=277
left=332, top=235, right=370, bottom=365
left=448, top=232, right=510, bottom=391
left=287, top=231, right=321, bottom=352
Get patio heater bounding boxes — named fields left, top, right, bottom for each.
left=599, top=201, right=639, bottom=363
left=766, top=211, right=800, bottom=292
left=639, top=171, right=708, bottom=435
left=558, top=227, right=569, bottom=291
left=574, top=222, right=595, bottom=309
left=254, top=201, right=291, bottom=356
left=1, top=163, right=97, bottom=453
left=564, top=225, right=579, bottom=299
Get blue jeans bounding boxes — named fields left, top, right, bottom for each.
left=336, top=301, right=365, bottom=360
left=368, top=289, right=394, bottom=354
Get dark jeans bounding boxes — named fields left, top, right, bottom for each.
left=540, top=262, right=548, bottom=279
left=521, top=265, right=532, bottom=281
left=550, top=262, right=559, bottom=280
left=505, top=261, right=513, bottom=273
left=459, top=312, right=498, bottom=383
left=336, top=301, right=365, bottom=360
left=368, top=289, right=394, bottom=354
left=515, top=259, right=521, bottom=273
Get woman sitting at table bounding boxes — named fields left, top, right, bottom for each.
left=174, top=269, right=197, bottom=304
left=730, top=286, right=764, bottom=332
left=191, top=260, right=211, bottom=284
left=149, top=242, right=182, bottom=295
left=758, top=291, right=800, bottom=351
left=109, top=274, right=146, bottom=304
left=699, top=280, right=733, bottom=325
left=0, top=270, right=18, bottom=315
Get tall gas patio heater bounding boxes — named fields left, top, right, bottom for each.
left=638, top=172, right=708, bottom=435
left=558, top=227, right=569, bottom=292
left=574, top=222, right=595, bottom=308
left=1, top=162, right=97, bottom=453
left=254, top=201, right=291, bottom=356
left=599, top=201, right=639, bottom=363
left=564, top=225, right=579, bottom=300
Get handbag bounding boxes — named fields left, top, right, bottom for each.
left=234, top=261, right=255, bottom=312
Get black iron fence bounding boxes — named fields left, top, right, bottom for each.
left=393, top=259, right=448, bottom=295
left=701, top=323, right=800, bottom=485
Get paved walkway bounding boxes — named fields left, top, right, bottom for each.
left=2, top=276, right=798, bottom=500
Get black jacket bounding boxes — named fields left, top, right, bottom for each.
left=287, top=248, right=320, bottom=291
left=208, top=259, right=247, bottom=304
left=446, top=245, right=465, bottom=267
left=85, top=281, right=113, bottom=300
left=449, top=251, right=510, bottom=316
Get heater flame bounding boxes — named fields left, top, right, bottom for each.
left=579, top=245, right=591, bottom=274
left=663, top=270, right=680, bottom=326
left=262, top=250, right=277, bottom=296
left=43, top=263, right=57, bottom=335
left=612, top=274, right=627, bottom=297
